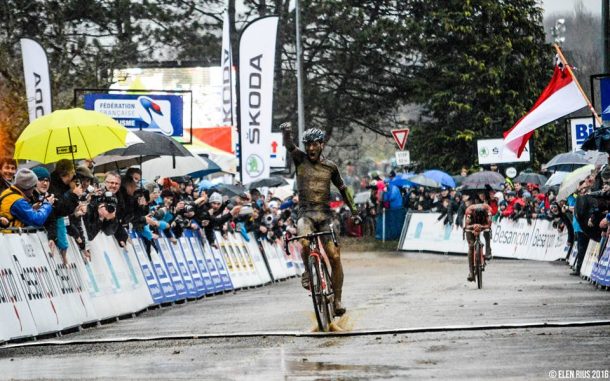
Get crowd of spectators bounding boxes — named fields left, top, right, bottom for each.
left=2, top=155, right=609, bottom=278
left=0, top=157, right=311, bottom=265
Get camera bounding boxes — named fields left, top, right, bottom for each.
left=79, top=185, right=96, bottom=203
left=91, top=191, right=118, bottom=214
left=150, top=205, right=165, bottom=221
left=262, top=213, right=277, bottom=228
left=172, top=215, right=191, bottom=230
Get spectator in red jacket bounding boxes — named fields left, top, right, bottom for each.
left=502, top=191, right=525, bottom=217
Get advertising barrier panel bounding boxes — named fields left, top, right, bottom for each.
left=46, top=234, right=97, bottom=327
left=201, top=237, right=233, bottom=292
left=399, top=212, right=567, bottom=261
left=216, top=232, right=247, bottom=289
left=227, top=233, right=260, bottom=287
left=245, top=233, right=273, bottom=284
left=183, top=230, right=216, bottom=294
left=5, top=233, right=69, bottom=334
left=129, top=233, right=165, bottom=304
left=155, top=236, right=188, bottom=300
left=0, top=234, right=38, bottom=341
left=178, top=236, right=207, bottom=297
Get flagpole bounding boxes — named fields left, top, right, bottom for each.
left=553, top=43, right=603, bottom=126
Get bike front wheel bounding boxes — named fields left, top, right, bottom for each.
left=309, top=254, right=331, bottom=332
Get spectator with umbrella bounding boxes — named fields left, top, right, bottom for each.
left=543, top=151, right=590, bottom=173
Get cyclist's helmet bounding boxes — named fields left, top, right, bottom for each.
left=302, top=128, right=326, bottom=144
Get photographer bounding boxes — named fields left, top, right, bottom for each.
left=48, top=159, right=84, bottom=264
left=0, top=168, right=54, bottom=230
left=199, top=192, right=241, bottom=247
left=171, top=201, right=201, bottom=239
left=84, top=172, right=121, bottom=242
left=258, top=200, right=282, bottom=241
left=67, top=166, right=96, bottom=261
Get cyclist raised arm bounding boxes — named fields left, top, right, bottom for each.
left=281, top=122, right=358, bottom=316
left=463, top=201, right=493, bottom=282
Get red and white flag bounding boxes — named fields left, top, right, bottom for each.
left=503, top=57, right=588, bottom=157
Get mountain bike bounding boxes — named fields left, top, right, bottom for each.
left=465, top=224, right=490, bottom=289
left=285, top=224, right=338, bottom=332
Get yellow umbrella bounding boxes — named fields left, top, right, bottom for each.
left=14, top=108, right=130, bottom=164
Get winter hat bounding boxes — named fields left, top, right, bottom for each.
left=31, top=166, right=50, bottom=181
left=15, top=168, right=38, bottom=190
left=209, top=192, right=223, bottom=204
left=75, top=166, right=95, bottom=180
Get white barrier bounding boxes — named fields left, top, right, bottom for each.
left=200, top=235, right=233, bottom=292
left=177, top=236, right=207, bottom=297
left=155, top=236, right=189, bottom=300
left=182, top=231, right=215, bottom=294
left=85, top=233, right=153, bottom=319
left=227, top=233, right=261, bottom=287
left=399, top=213, right=568, bottom=261
left=0, top=234, right=38, bottom=341
left=581, top=241, right=600, bottom=279
left=244, top=233, right=273, bottom=284
left=286, top=240, right=306, bottom=275
left=47, top=234, right=97, bottom=326
left=128, top=234, right=165, bottom=304
left=5, top=233, right=70, bottom=334
left=0, top=223, right=300, bottom=342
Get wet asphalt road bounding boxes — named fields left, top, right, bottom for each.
left=1, top=250, right=609, bottom=380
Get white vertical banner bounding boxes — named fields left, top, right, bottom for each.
left=20, top=38, right=52, bottom=122
left=221, top=10, right=235, bottom=127
left=239, top=16, right=279, bottom=184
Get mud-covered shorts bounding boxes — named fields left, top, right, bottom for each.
left=297, top=209, right=338, bottom=245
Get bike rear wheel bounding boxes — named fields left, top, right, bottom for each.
left=309, top=254, right=331, bottom=332
left=474, top=241, right=483, bottom=289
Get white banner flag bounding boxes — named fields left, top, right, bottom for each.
left=239, top=16, right=279, bottom=184
left=221, top=10, right=234, bottom=127
left=20, top=38, right=52, bottom=122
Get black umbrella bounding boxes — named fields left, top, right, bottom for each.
left=93, top=154, right=160, bottom=173
left=543, top=152, right=590, bottom=171
left=246, top=176, right=288, bottom=190
left=460, top=171, right=505, bottom=191
left=104, top=130, right=192, bottom=157
left=211, top=183, right=247, bottom=198
left=581, top=126, right=610, bottom=153
left=513, top=172, right=548, bottom=185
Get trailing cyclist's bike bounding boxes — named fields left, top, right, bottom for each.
left=285, top=224, right=339, bottom=332
left=465, top=224, right=489, bottom=289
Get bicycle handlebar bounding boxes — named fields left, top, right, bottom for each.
left=283, top=224, right=338, bottom=252
left=464, top=225, right=491, bottom=235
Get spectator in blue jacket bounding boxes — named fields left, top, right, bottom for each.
left=0, top=168, right=54, bottom=229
